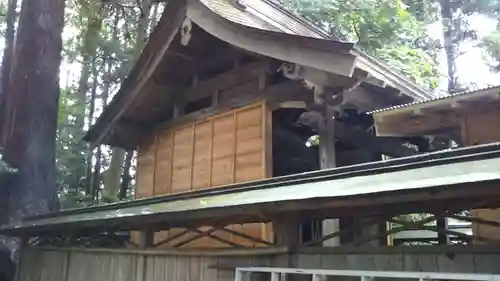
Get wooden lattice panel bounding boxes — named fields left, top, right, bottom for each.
left=134, top=102, right=273, bottom=248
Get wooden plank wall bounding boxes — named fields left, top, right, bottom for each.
left=19, top=248, right=276, bottom=281
left=461, top=107, right=500, bottom=244
left=293, top=251, right=500, bottom=273
left=18, top=247, right=500, bottom=281
left=135, top=102, right=272, bottom=248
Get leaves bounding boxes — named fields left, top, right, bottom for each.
left=479, top=30, right=500, bottom=71
left=281, top=0, right=440, bottom=90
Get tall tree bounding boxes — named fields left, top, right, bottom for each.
left=0, top=0, right=18, bottom=140
left=103, top=0, right=152, bottom=202
left=409, top=0, right=496, bottom=92
left=1, top=0, right=65, bottom=234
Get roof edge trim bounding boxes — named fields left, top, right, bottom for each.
left=188, top=1, right=357, bottom=77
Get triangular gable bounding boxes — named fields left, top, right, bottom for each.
left=84, top=0, right=435, bottom=148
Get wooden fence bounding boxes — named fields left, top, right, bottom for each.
left=18, top=246, right=500, bottom=281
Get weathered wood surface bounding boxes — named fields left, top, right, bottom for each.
left=293, top=252, right=499, bottom=273
left=19, top=248, right=276, bottom=281
left=18, top=247, right=500, bottom=281
left=135, top=102, right=272, bottom=248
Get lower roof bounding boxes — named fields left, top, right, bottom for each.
left=3, top=142, right=500, bottom=236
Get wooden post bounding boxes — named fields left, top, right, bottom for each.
left=437, top=217, right=450, bottom=245
left=319, top=105, right=340, bottom=247
left=273, top=217, right=301, bottom=247
left=13, top=237, right=27, bottom=281
left=135, top=229, right=154, bottom=281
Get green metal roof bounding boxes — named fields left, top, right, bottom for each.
left=3, top=143, right=500, bottom=236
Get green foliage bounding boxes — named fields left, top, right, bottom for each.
left=56, top=86, right=88, bottom=198
left=479, top=30, right=500, bottom=72
left=376, top=45, right=440, bottom=89
left=280, top=0, right=440, bottom=90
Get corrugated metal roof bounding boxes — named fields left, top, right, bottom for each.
left=3, top=142, right=500, bottom=235
left=369, top=85, right=500, bottom=115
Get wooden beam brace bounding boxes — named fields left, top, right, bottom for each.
left=219, top=226, right=274, bottom=246
left=335, top=120, right=419, bottom=158
left=172, top=227, right=217, bottom=248
left=158, top=80, right=306, bottom=131
left=185, top=227, right=246, bottom=248
left=178, top=60, right=270, bottom=104
left=153, top=229, right=189, bottom=247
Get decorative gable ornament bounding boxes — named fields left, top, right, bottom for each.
left=180, top=18, right=192, bottom=46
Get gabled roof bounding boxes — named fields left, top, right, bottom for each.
left=83, top=0, right=435, bottom=148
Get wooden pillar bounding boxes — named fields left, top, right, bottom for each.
left=437, top=217, right=450, bottom=245
left=319, top=105, right=340, bottom=247
left=135, top=229, right=154, bottom=281
left=273, top=217, right=301, bottom=247
left=13, top=237, right=27, bottom=281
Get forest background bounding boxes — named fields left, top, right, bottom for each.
left=0, top=0, right=500, bottom=266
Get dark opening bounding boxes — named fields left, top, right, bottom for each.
left=271, top=108, right=322, bottom=244
left=183, top=96, right=212, bottom=115
left=267, top=70, right=288, bottom=87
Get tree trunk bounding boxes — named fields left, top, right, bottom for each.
left=79, top=4, right=105, bottom=194
left=0, top=0, right=18, bottom=227
left=1, top=0, right=65, bottom=254
left=0, top=0, right=18, bottom=143
left=103, top=0, right=153, bottom=202
left=91, top=147, right=102, bottom=199
left=439, top=0, right=458, bottom=92
left=135, top=0, right=153, bottom=58
left=103, top=147, right=125, bottom=202
left=84, top=60, right=98, bottom=194
left=119, top=150, right=134, bottom=200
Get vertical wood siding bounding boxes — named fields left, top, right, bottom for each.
left=293, top=252, right=500, bottom=274
left=134, top=102, right=272, bottom=248
left=19, top=249, right=275, bottom=281
left=19, top=248, right=500, bottom=281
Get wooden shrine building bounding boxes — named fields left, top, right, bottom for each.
left=4, top=1, right=500, bottom=281
left=82, top=0, right=436, bottom=248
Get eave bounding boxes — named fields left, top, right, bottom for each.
left=3, top=142, right=500, bottom=236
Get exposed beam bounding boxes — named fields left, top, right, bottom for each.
left=335, top=120, right=419, bottom=158
left=160, top=80, right=307, bottom=131
left=178, top=60, right=270, bottom=104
